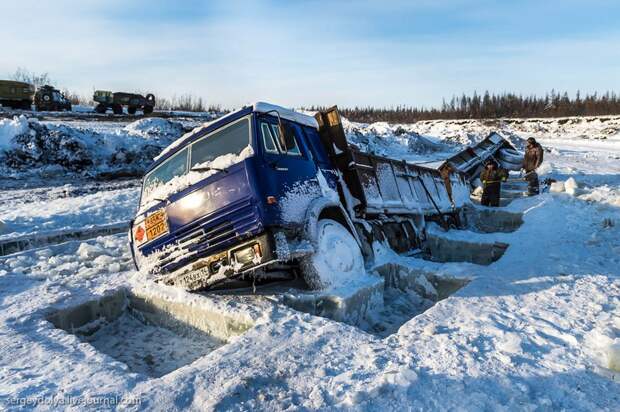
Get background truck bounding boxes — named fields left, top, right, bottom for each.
left=129, top=102, right=519, bottom=291
left=34, top=85, right=71, bottom=111
left=93, top=90, right=155, bottom=115
left=0, top=80, right=34, bottom=110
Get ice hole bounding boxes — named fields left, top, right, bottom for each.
left=462, top=205, right=524, bottom=233
left=359, top=263, right=470, bottom=337
left=46, top=289, right=254, bottom=378
left=279, top=264, right=469, bottom=338
left=423, top=228, right=509, bottom=265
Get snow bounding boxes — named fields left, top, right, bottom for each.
left=0, top=115, right=29, bottom=149
left=253, top=101, right=319, bottom=129
left=0, top=117, right=196, bottom=179
left=0, top=181, right=139, bottom=243
left=565, top=176, right=579, bottom=195
left=303, top=218, right=368, bottom=290
left=0, top=114, right=619, bottom=410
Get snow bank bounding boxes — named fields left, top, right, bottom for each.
left=342, top=118, right=455, bottom=164
left=0, top=115, right=29, bottom=149
left=124, top=117, right=185, bottom=140
left=0, top=117, right=189, bottom=178
left=607, top=341, right=620, bottom=372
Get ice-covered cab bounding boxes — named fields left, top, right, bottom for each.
left=129, top=102, right=337, bottom=290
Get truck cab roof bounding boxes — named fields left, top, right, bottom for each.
left=150, top=102, right=318, bottom=172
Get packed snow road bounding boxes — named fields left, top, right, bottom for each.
left=0, top=114, right=618, bottom=410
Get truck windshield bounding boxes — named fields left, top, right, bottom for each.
left=190, top=117, right=250, bottom=168
left=140, top=117, right=251, bottom=206
left=142, top=147, right=188, bottom=200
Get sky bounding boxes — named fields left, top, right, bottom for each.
left=2, top=0, right=620, bottom=109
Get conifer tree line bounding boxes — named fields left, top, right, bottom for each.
left=312, top=90, right=620, bottom=123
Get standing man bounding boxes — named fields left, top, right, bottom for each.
left=480, top=160, right=507, bottom=207
left=522, top=137, right=544, bottom=195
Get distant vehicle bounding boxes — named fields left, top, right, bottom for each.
left=93, top=90, right=155, bottom=115
left=129, top=102, right=521, bottom=292
left=0, top=80, right=34, bottom=110
left=34, top=85, right=72, bottom=112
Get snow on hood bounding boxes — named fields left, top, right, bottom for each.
left=0, top=115, right=30, bottom=149
left=139, top=145, right=254, bottom=214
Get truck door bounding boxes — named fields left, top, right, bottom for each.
left=256, top=115, right=319, bottom=224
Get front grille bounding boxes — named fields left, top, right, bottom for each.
left=156, top=199, right=261, bottom=273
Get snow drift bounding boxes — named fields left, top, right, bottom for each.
left=0, top=116, right=192, bottom=178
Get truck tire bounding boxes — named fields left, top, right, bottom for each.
left=112, top=104, right=123, bottom=115
left=95, top=103, right=107, bottom=114
left=301, top=219, right=365, bottom=289
left=127, top=106, right=137, bottom=115
left=143, top=105, right=153, bottom=115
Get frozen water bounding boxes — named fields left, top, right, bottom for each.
left=83, top=309, right=224, bottom=378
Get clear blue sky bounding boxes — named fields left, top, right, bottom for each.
left=2, top=0, right=619, bottom=108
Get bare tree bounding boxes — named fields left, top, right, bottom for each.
left=10, top=67, right=54, bottom=88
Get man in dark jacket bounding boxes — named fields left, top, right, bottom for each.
left=480, top=160, right=507, bottom=207
left=522, top=137, right=544, bottom=195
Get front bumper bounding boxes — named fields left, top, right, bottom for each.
left=155, top=232, right=278, bottom=291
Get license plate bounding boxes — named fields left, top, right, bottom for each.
left=145, top=209, right=169, bottom=240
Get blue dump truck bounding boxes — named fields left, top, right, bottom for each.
left=129, top=102, right=519, bottom=291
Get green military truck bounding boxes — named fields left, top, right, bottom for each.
left=34, top=85, right=72, bottom=112
left=93, top=90, right=155, bottom=115
left=0, top=80, right=35, bottom=110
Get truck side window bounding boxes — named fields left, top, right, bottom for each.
left=261, top=122, right=301, bottom=156
left=261, top=122, right=279, bottom=153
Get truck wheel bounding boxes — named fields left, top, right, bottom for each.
left=143, top=105, right=153, bottom=115
left=112, top=104, right=123, bottom=115
left=301, top=219, right=365, bottom=289
left=127, top=106, right=137, bottom=115
left=95, top=104, right=107, bottom=114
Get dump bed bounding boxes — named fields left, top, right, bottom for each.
left=444, top=132, right=521, bottom=179
left=315, top=108, right=471, bottom=218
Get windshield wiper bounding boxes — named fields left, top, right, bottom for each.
left=190, top=166, right=229, bottom=174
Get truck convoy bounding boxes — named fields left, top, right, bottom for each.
left=0, top=80, right=35, bottom=110
left=0, top=81, right=71, bottom=111
left=93, top=90, right=155, bottom=115
left=129, top=102, right=520, bottom=291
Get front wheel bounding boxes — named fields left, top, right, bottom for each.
left=301, top=219, right=364, bottom=290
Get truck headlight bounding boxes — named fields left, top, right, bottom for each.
left=233, top=244, right=262, bottom=266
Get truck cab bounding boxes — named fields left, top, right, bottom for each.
left=130, top=102, right=344, bottom=290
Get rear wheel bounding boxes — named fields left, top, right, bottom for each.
left=95, top=103, right=107, bottom=113
left=112, top=104, right=123, bottom=115
left=127, top=106, right=137, bottom=115
left=301, top=219, right=364, bottom=289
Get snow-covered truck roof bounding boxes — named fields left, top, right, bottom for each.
left=152, top=102, right=318, bottom=165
